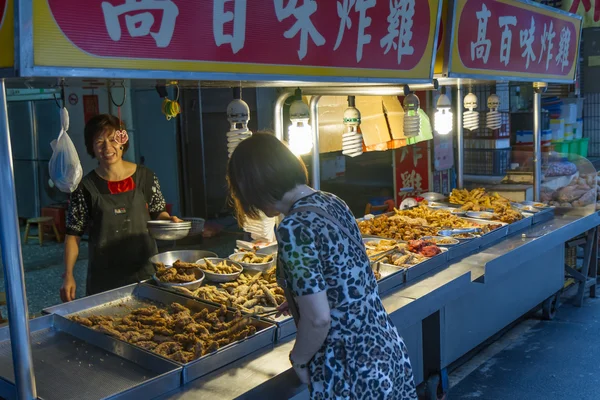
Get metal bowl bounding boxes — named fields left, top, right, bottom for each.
left=194, top=258, right=243, bottom=283
left=149, top=250, right=218, bottom=268
left=147, top=221, right=192, bottom=241
left=228, top=252, right=275, bottom=273
left=420, top=236, right=460, bottom=246
left=465, top=211, right=495, bottom=220
left=153, top=267, right=205, bottom=290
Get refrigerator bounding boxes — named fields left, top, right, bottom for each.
left=8, top=99, right=68, bottom=219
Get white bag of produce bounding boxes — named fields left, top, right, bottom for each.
left=49, top=107, right=82, bottom=193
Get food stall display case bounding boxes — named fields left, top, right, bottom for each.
left=0, top=1, right=596, bottom=399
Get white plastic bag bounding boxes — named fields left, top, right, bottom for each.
left=49, top=108, right=83, bottom=193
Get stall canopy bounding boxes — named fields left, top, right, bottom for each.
left=11, top=0, right=443, bottom=83
left=439, top=0, right=583, bottom=84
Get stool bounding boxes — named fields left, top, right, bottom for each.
left=24, top=216, right=62, bottom=245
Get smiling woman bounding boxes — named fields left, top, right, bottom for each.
left=60, top=114, right=181, bottom=302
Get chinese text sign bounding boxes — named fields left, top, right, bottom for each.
left=449, top=0, right=582, bottom=82
left=36, top=0, right=442, bottom=80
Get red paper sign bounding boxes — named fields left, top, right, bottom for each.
left=83, top=94, right=99, bottom=124
left=45, top=0, right=435, bottom=74
left=395, top=142, right=430, bottom=205
left=450, top=0, right=582, bottom=81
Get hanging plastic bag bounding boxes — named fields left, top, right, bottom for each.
left=49, top=107, right=83, bottom=193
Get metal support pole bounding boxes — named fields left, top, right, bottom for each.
left=533, top=82, right=547, bottom=202
left=274, top=90, right=294, bottom=141
left=456, top=81, right=464, bottom=189
left=309, top=95, right=322, bottom=190
left=0, top=79, right=37, bottom=399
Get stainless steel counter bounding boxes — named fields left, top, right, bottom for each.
left=160, top=209, right=599, bottom=399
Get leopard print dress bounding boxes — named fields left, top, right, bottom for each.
left=277, top=191, right=418, bottom=400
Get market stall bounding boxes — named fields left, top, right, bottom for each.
left=0, top=1, right=596, bottom=400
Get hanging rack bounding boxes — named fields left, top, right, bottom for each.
left=109, top=80, right=127, bottom=108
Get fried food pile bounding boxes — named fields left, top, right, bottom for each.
left=364, top=239, right=437, bottom=270
left=202, top=259, right=242, bottom=274
left=393, top=205, right=473, bottom=228
left=239, top=253, right=274, bottom=264
left=492, top=204, right=523, bottom=224
left=358, top=216, right=440, bottom=241
left=449, top=188, right=511, bottom=211
left=175, top=267, right=285, bottom=314
left=70, top=303, right=255, bottom=363
left=155, top=261, right=199, bottom=284
left=408, top=240, right=442, bottom=257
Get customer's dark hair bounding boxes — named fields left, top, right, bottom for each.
left=227, top=132, right=308, bottom=224
left=84, top=114, right=128, bottom=158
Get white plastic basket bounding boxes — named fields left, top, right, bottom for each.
left=183, top=217, right=205, bottom=236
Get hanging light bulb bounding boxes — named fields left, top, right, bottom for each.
left=486, top=93, right=502, bottom=130
left=342, top=96, right=363, bottom=157
left=288, top=88, right=313, bottom=156
left=403, top=93, right=421, bottom=138
left=463, top=92, right=479, bottom=131
left=434, top=91, right=453, bottom=135
left=226, top=87, right=252, bottom=158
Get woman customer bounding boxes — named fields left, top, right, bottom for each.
left=60, top=114, right=180, bottom=301
left=227, top=133, right=417, bottom=399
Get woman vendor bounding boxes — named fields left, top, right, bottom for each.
left=60, top=114, right=180, bottom=302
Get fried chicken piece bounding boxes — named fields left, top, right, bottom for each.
left=173, top=273, right=197, bottom=283
left=173, top=260, right=202, bottom=269
left=183, top=323, right=210, bottom=336
left=134, top=315, right=168, bottom=327
left=136, top=341, right=158, bottom=351
left=154, top=342, right=182, bottom=356
left=92, top=324, right=125, bottom=341
left=88, top=315, right=115, bottom=325
left=152, top=326, right=174, bottom=336
left=170, top=350, right=195, bottom=363
left=70, top=316, right=93, bottom=327
left=232, top=325, right=256, bottom=342
left=216, top=338, right=231, bottom=347
left=131, top=306, right=158, bottom=316
left=124, top=329, right=154, bottom=343
left=202, top=340, right=219, bottom=355
left=171, top=303, right=191, bottom=315
left=153, top=335, right=174, bottom=344
left=192, top=309, right=209, bottom=322
left=114, top=323, right=143, bottom=333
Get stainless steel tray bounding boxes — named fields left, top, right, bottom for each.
left=0, top=314, right=181, bottom=400
left=43, top=284, right=277, bottom=384
left=374, top=262, right=406, bottom=294
left=404, top=250, right=449, bottom=283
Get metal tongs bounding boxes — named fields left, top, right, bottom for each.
left=247, top=309, right=281, bottom=319
left=368, top=246, right=402, bottom=264
left=438, top=227, right=482, bottom=237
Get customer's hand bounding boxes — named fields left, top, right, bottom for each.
left=60, top=274, right=77, bottom=302
left=294, top=365, right=310, bottom=385
left=276, top=301, right=290, bottom=318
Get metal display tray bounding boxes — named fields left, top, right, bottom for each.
left=374, top=262, right=407, bottom=293
left=0, top=314, right=181, bottom=400
left=145, top=280, right=298, bottom=342
left=43, top=284, right=277, bottom=384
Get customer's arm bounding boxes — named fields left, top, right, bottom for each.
left=290, top=291, right=331, bottom=364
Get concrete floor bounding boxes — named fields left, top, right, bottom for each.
left=449, top=291, right=600, bottom=400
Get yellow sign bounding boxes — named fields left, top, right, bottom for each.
left=0, top=0, right=13, bottom=69
left=563, top=0, right=600, bottom=28
left=33, top=0, right=443, bottom=81
left=448, top=0, right=582, bottom=83
left=434, top=0, right=449, bottom=75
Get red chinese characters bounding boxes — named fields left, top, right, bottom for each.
left=46, top=0, right=433, bottom=72
left=395, top=141, right=429, bottom=204
left=456, top=0, right=578, bottom=76
left=0, top=0, right=7, bottom=29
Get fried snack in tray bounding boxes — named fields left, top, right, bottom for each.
left=364, top=239, right=431, bottom=270
left=155, top=261, right=200, bottom=284
left=491, top=204, right=523, bottom=224
left=202, top=259, right=242, bottom=274
left=70, top=303, right=256, bottom=363
left=449, top=188, right=512, bottom=211
left=174, top=267, right=286, bottom=314
left=393, top=205, right=472, bottom=229
left=359, top=216, right=442, bottom=241
left=240, top=253, right=274, bottom=264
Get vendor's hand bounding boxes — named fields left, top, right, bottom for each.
left=60, top=274, right=76, bottom=303
left=294, top=365, right=310, bottom=386
left=276, top=301, right=290, bottom=318
left=170, top=216, right=184, bottom=223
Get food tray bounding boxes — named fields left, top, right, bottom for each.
left=532, top=207, right=555, bottom=225
left=0, top=314, right=181, bottom=400
left=506, top=214, right=533, bottom=235
left=43, top=284, right=276, bottom=384
left=376, top=263, right=407, bottom=294
left=405, top=250, right=449, bottom=282
left=458, top=217, right=509, bottom=248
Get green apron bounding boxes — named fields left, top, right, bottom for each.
left=82, top=166, right=158, bottom=295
